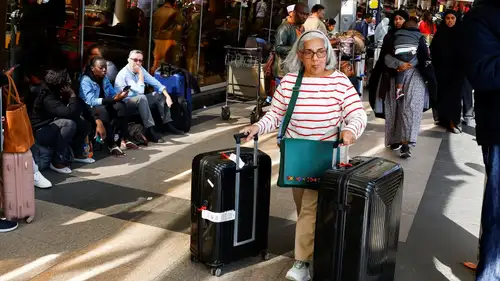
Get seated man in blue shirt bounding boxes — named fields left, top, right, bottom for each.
left=115, top=50, right=184, bottom=143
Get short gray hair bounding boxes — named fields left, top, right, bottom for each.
left=283, top=30, right=337, bottom=73
left=128, top=50, right=143, bottom=58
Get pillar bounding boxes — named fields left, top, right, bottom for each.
left=112, top=0, right=127, bottom=26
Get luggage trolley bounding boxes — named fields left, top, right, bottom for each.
left=221, top=46, right=265, bottom=124
left=337, top=37, right=366, bottom=95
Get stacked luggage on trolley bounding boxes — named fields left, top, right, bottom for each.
left=190, top=133, right=405, bottom=279
left=333, top=30, right=367, bottom=95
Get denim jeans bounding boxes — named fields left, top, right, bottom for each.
left=477, top=145, right=500, bottom=280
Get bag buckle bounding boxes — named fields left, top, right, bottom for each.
left=196, top=200, right=208, bottom=212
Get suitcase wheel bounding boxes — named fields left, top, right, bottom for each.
left=25, top=216, right=34, bottom=224
left=261, top=250, right=270, bottom=261
left=221, top=106, right=231, bottom=120
left=211, top=267, right=222, bottom=277
left=190, top=255, right=198, bottom=263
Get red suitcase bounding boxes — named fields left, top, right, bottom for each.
left=0, top=151, right=35, bottom=223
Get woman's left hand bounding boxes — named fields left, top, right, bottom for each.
left=340, top=130, right=357, bottom=146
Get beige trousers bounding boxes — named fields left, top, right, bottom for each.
left=293, top=188, right=318, bottom=262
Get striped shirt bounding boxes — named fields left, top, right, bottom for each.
left=256, top=71, right=367, bottom=141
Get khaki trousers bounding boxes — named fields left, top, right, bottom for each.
left=293, top=188, right=318, bottom=262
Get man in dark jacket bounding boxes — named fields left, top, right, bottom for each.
left=31, top=69, right=103, bottom=174
left=273, top=3, right=309, bottom=78
left=462, top=1, right=500, bottom=280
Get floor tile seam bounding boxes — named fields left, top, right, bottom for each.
left=433, top=158, right=484, bottom=167
left=422, top=189, right=484, bottom=201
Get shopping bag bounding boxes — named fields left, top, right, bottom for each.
left=3, top=74, right=35, bottom=153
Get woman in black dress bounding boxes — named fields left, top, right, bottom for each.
left=430, top=10, right=473, bottom=133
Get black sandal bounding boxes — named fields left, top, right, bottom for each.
left=109, top=146, right=125, bottom=157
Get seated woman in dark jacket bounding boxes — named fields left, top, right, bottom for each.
left=80, top=56, right=138, bottom=156
left=31, top=69, right=102, bottom=174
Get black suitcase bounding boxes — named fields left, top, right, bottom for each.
left=190, top=134, right=272, bottom=277
left=313, top=156, right=404, bottom=281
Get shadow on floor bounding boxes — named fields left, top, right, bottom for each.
left=396, top=133, right=479, bottom=281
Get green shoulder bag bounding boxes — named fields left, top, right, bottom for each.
left=277, top=70, right=342, bottom=189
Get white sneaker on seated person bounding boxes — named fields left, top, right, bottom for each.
left=50, top=163, right=72, bottom=174
left=73, top=157, right=96, bottom=164
left=34, top=171, right=52, bottom=189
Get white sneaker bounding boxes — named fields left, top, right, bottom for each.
left=34, top=171, right=52, bottom=189
left=285, top=261, right=311, bottom=281
left=49, top=163, right=72, bottom=174
left=73, top=157, right=96, bottom=164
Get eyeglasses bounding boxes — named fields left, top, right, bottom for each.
left=130, top=58, right=143, bottom=63
left=300, top=49, right=327, bottom=59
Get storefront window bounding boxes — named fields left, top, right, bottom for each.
left=5, top=0, right=85, bottom=80
left=82, top=0, right=152, bottom=74
left=3, top=0, right=301, bottom=91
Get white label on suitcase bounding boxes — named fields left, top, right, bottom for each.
left=201, top=210, right=236, bottom=223
left=207, top=179, right=214, bottom=188
left=228, top=154, right=245, bottom=169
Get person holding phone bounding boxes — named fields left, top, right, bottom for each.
left=80, top=56, right=138, bottom=157
left=115, top=50, right=184, bottom=144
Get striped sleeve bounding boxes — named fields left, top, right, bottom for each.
left=339, top=76, right=367, bottom=139
left=256, top=80, right=288, bottom=135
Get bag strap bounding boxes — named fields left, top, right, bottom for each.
left=4, top=74, right=21, bottom=106
left=280, top=70, right=304, bottom=137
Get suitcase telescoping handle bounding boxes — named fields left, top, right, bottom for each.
left=232, top=133, right=259, bottom=247
left=335, top=145, right=350, bottom=281
left=234, top=133, right=259, bottom=169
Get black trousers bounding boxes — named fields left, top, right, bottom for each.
left=92, top=102, right=130, bottom=148
left=462, top=79, right=474, bottom=119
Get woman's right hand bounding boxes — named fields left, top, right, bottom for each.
left=114, top=91, right=129, bottom=101
left=240, top=125, right=260, bottom=142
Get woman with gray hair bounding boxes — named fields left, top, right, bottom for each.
left=240, top=30, right=367, bottom=281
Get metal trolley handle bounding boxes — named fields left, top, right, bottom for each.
left=232, top=133, right=259, bottom=247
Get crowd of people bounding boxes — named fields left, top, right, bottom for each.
left=0, top=44, right=188, bottom=232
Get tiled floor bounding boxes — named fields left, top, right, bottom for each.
left=0, top=101, right=481, bottom=281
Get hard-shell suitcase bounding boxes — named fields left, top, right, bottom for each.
left=154, top=64, right=193, bottom=131
left=190, top=134, right=272, bottom=277
left=313, top=156, right=404, bottom=281
left=0, top=150, right=35, bottom=223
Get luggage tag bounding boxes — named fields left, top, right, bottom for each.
left=197, top=201, right=236, bottom=223
left=221, top=152, right=245, bottom=169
